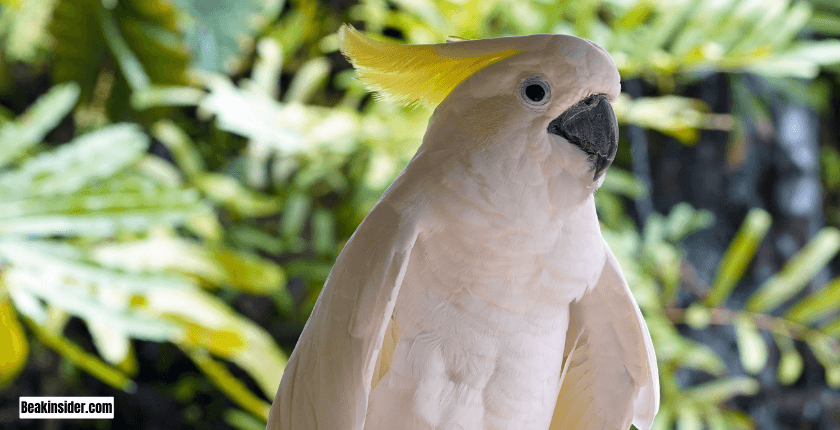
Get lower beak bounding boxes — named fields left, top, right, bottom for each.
left=546, top=94, right=618, bottom=181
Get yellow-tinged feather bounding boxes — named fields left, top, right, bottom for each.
left=337, top=25, right=520, bottom=107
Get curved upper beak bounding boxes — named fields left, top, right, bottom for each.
left=547, top=94, right=618, bottom=181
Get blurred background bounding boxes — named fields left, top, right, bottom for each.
left=1, top=0, right=840, bottom=428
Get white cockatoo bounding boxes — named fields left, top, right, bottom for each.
left=267, top=25, right=659, bottom=430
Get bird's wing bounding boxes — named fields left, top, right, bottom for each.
left=266, top=201, right=420, bottom=430
left=548, top=239, right=659, bottom=430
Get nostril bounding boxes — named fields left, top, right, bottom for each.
left=583, top=96, right=595, bottom=106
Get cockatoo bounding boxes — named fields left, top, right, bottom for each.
left=267, top=25, right=659, bottom=430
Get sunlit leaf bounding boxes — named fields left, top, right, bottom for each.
left=785, top=276, right=840, bottom=324
left=212, top=246, right=285, bottom=293
left=665, top=202, right=714, bottom=242
left=194, top=173, right=283, bottom=217
left=0, top=189, right=208, bottom=237
left=131, top=86, right=206, bottom=110
left=0, top=123, right=149, bottom=198
left=0, top=0, right=56, bottom=63
left=706, top=208, right=771, bottom=307
left=684, top=303, right=711, bottom=330
left=775, top=334, right=803, bottom=385
left=91, top=236, right=284, bottom=294
left=4, top=265, right=184, bottom=341
left=249, top=38, right=283, bottom=98
left=747, top=227, right=840, bottom=313
left=198, top=74, right=361, bottom=154
left=142, top=287, right=286, bottom=397
left=613, top=94, right=733, bottom=143
left=734, top=315, right=768, bottom=375
left=685, top=376, right=760, bottom=403
left=0, top=82, right=80, bottom=169
left=678, top=342, right=728, bottom=376
left=756, top=40, right=840, bottom=75
left=5, top=287, right=46, bottom=323
left=87, top=321, right=132, bottom=366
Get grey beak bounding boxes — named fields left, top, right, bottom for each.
left=547, top=94, right=618, bottom=181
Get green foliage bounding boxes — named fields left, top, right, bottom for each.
left=0, top=0, right=57, bottom=65
left=705, top=208, right=772, bottom=308
left=173, top=0, right=284, bottom=73
left=0, top=82, right=80, bottom=167
left=647, top=208, right=840, bottom=427
left=0, top=295, right=28, bottom=385
left=0, top=84, right=286, bottom=414
left=595, top=185, right=840, bottom=429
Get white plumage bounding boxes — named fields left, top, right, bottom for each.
left=267, top=26, right=659, bottom=430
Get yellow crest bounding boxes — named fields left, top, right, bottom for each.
left=338, top=25, right=520, bottom=107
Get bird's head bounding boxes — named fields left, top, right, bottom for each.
left=338, top=26, right=621, bottom=185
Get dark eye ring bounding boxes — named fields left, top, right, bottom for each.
left=519, top=76, right=550, bottom=108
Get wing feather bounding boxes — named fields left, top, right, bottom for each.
left=267, top=201, right=420, bottom=430
left=549, top=240, right=659, bottom=430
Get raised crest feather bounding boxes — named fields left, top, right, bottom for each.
left=337, top=25, right=520, bottom=107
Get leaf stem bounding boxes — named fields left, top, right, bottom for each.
left=665, top=306, right=819, bottom=341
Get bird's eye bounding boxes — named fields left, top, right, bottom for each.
left=519, top=76, right=550, bottom=108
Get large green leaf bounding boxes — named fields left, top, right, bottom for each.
left=198, top=73, right=361, bottom=153
left=91, top=236, right=285, bottom=294
left=0, top=123, right=148, bottom=198
left=173, top=0, right=284, bottom=73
